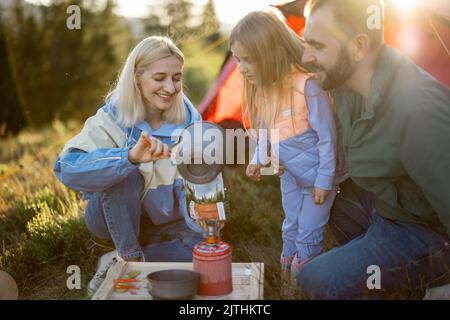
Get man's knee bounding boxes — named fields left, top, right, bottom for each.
left=295, top=253, right=357, bottom=300
left=296, top=259, right=330, bottom=299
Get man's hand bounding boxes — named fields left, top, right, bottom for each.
left=128, top=132, right=170, bottom=164
left=246, top=163, right=262, bottom=182
left=312, top=187, right=330, bottom=205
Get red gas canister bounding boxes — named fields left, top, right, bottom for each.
left=193, top=241, right=233, bottom=296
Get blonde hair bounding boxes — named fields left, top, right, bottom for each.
left=106, top=36, right=186, bottom=127
left=230, top=10, right=307, bottom=131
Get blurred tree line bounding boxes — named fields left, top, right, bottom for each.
left=0, top=0, right=225, bottom=137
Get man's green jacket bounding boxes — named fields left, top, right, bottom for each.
left=332, top=45, right=450, bottom=237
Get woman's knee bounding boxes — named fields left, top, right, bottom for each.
left=85, top=193, right=111, bottom=239
left=85, top=170, right=144, bottom=237
left=104, top=169, right=144, bottom=199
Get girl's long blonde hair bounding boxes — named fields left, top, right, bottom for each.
left=106, top=36, right=186, bottom=127
left=230, top=10, right=307, bottom=131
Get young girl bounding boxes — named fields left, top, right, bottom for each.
left=53, top=37, right=203, bottom=295
left=230, top=11, right=346, bottom=290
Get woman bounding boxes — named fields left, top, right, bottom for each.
left=53, top=36, right=203, bottom=294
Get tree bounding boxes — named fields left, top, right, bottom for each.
left=144, top=5, right=167, bottom=37
left=5, top=0, right=132, bottom=128
left=199, top=0, right=220, bottom=44
left=164, top=0, right=194, bottom=44
left=0, top=4, right=26, bottom=137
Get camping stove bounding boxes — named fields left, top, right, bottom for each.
left=174, top=121, right=233, bottom=296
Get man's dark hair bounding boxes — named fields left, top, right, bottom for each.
left=307, top=0, right=385, bottom=48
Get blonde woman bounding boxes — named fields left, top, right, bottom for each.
left=230, top=11, right=347, bottom=293
left=53, top=36, right=203, bottom=296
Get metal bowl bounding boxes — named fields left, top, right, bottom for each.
left=146, top=269, right=199, bottom=300
left=176, top=121, right=225, bottom=185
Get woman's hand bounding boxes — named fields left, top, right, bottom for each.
left=128, top=132, right=170, bottom=164
left=312, top=187, right=330, bottom=205
left=246, top=163, right=262, bottom=182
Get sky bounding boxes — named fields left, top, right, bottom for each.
left=118, top=0, right=275, bottom=25
left=25, top=0, right=279, bottom=26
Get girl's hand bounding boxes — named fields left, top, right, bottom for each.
left=312, top=187, right=330, bottom=205
left=128, top=132, right=170, bottom=164
left=275, top=164, right=285, bottom=177
left=270, top=154, right=285, bottom=177
left=246, top=163, right=262, bottom=182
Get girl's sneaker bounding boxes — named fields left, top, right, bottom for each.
left=280, top=255, right=294, bottom=299
left=280, top=255, right=294, bottom=273
left=290, top=254, right=312, bottom=289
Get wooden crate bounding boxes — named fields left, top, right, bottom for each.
left=92, top=261, right=264, bottom=300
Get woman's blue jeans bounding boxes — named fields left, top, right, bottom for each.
left=84, top=169, right=203, bottom=261
left=296, top=178, right=450, bottom=299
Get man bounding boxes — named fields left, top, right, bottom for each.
left=298, top=0, right=450, bottom=299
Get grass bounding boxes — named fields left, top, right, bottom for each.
left=0, top=121, right=337, bottom=300
left=0, top=121, right=112, bottom=299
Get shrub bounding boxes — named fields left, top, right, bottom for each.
left=0, top=186, right=102, bottom=298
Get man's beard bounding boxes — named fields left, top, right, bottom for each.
left=306, top=47, right=354, bottom=90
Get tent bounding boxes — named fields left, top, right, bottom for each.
left=198, top=0, right=450, bottom=128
